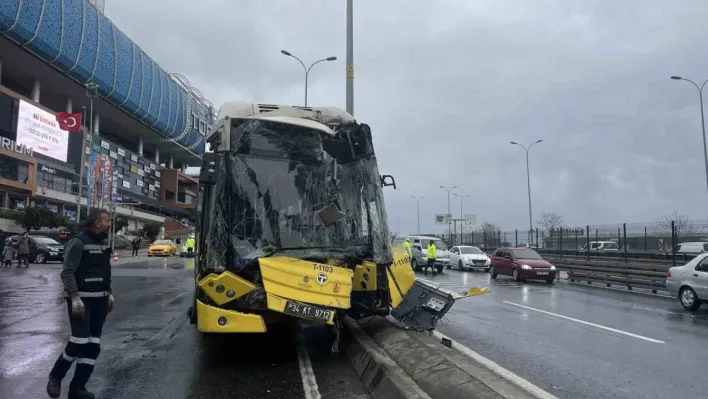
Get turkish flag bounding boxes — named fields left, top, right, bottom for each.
left=55, top=112, right=82, bottom=133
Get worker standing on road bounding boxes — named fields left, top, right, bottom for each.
left=402, top=238, right=412, bottom=264
left=425, top=241, right=437, bottom=276
left=185, top=234, right=195, bottom=257
left=47, top=209, right=114, bottom=399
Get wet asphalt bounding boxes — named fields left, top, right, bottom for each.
left=0, top=256, right=370, bottom=399
left=425, top=266, right=708, bottom=399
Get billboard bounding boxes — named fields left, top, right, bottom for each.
left=87, top=150, right=118, bottom=209
left=15, top=100, right=69, bottom=162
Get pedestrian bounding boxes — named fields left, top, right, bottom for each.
left=15, top=231, right=30, bottom=268
left=175, top=236, right=181, bottom=256
left=3, top=238, right=14, bottom=267
left=185, top=234, right=195, bottom=257
left=425, top=240, right=437, bottom=276
left=47, top=209, right=114, bottom=399
left=131, top=236, right=140, bottom=257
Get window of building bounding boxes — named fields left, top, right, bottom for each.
left=193, top=114, right=199, bottom=129
left=165, top=190, right=175, bottom=201
left=0, top=154, right=29, bottom=184
left=178, top=191, right=194, bottom=204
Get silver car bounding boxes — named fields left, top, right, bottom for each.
left=666, top=253, right=708, bottom=310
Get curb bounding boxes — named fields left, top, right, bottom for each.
left=341, top=316, right=432, bottom=399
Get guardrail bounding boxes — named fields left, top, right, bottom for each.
left=536, top=248, right=697, bottom=267
left=542, top=256, right=671, bottom=295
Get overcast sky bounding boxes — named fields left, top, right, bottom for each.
left=108, top=0, right=708, bottom=234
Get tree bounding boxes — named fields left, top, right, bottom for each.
left=113, top=216, right=130, bottom=233
left=142, top=222, right=162, bottom=240
left=537, top=212, right=564, bottom=247
left=7, top=207, right=68, bottom=232
left=655, top=211, right=700, bottom=238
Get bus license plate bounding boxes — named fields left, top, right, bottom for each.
left=284, top=301, right=332, bottom=322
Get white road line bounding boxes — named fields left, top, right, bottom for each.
left=432, top=330, right=558, bottom=399
left=502, top=301, right=665, bottom=344
left=296, top=328, right=321, bottom=399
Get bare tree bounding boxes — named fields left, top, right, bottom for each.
left=654, top=211, right=700, bottom=238
left=478, top=222, right=500, bottom=235
left=537, top=212, right=564, bottom=247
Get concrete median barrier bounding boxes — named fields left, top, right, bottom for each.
left=342, top=316, right=545, bottom=399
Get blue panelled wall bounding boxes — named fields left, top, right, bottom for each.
left=0, top=0, right=208, bottom=156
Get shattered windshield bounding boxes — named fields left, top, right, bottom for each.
left=201, top=118, right=393, bottom=270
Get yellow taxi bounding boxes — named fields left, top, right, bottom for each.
left=147, top=239, right=177, bottom=257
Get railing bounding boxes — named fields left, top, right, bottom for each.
left=537, top=248, right=697, bottom=266
left=548, top=257, right=671, bottom=295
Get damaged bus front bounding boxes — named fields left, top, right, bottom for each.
left=188, top=102, right=482, bottom=335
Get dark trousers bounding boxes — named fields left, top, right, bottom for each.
left=187, top=247, right=194, bottom=257
left=425, top=258, right=437, bottom=275
left=17, top=254, right=29, bottom=267
left=49, top=297, right=109, bottom=391
left=132, top=246, right=139, bottom=256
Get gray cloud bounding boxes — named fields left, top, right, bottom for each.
left=108, top=0, right=708, bottom=234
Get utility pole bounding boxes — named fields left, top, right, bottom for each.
left=670, top=76, right=708, bottom=192
left=411, top=196, right=424, bottom=234
left=345, top=0, right=354, bottom=115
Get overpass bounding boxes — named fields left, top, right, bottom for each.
left=0, top=0, right=212, bottom=230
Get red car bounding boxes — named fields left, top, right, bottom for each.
left=490, top=247, right=556, bottom=283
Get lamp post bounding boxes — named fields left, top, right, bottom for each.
left=411, top=196, right=424, bottom=234
left=453, top=193, right=470, bottom=245
left=439, top=185, right=457, bottom=243
left=280, top=50, right=337, bottom=107
left=510, top=140, right=542, bottom=244
left=670, top=75, right=708, bottom=192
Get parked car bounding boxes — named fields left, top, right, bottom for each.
left=449, top=246, right=491, bottom=271
left=666, top=253, right=708, bottom=310
left=490, top=247, right=556, bottom=283
left=9, top=235, right=64, bottom=264
left=392, top=235, right=450, bottom=273
left=148, top=240, right=177, bottom=257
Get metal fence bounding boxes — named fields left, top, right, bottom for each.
left=443, top=219, right=708, bottom=255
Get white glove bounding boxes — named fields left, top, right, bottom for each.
left=70, top=296, right=85, bottom=318
left=107, top=294, right=115, bottom=313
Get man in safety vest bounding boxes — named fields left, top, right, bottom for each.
left=185, top=235, right=196, bottom=257
left=425, top=241, right=437, bottom=276
left=402, top=238, right=412, bottom=264
left=47, top=209, right=114, bottom=399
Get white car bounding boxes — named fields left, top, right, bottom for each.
left=449, top=246, right=491, bottom=271
left=666, top=253, right=708, bottom=310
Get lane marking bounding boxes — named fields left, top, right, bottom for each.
left=502, top=301, right=665, bottom=344
left=296, top=328, right=321, bottom=399
left=432, top=330, right=558, bottom=399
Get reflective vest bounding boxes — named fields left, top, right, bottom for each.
left=73, top=231, right=112, bottom=297
left=427, top=243, right=437, bottom=260
left=186, top=238, right=195, bottom=248
left=402, top=240, right=412, bottom=256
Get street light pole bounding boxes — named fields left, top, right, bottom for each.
left=453, top=193, right=469, bottom=245
left=281, top=50, right=337, bottom=107
left=510, top=140, right=543, bottom=244
left=440, top=185, right=457, bottom=243
left=671, top=76, right=708, bottom=192
left=411, top=196, right=424, bottom=234
left=345, top=0, right=354, bottom=115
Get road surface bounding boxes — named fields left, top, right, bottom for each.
left=425, top=267, right=708, bottom=399
left=0, top=256, right=369, bottom=399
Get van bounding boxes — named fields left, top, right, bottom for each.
left=673, top=242, right=708, bottom=255
left=392, top=235, right=450, bottom=273
left=580, top=241, right=619, bottom=251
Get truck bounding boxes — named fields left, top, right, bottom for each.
left=187, top=101, right=486, bottom=337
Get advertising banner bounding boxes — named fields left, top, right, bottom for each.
left=15, top=100, right=69, bottom=162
